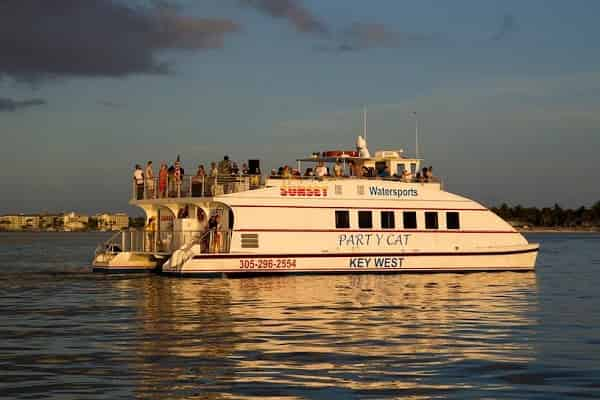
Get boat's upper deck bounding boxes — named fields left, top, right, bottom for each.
left=130, top=174, right=443, bottom=203
left=130, top=136, right=440, bottom=203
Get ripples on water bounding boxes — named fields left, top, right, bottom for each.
left=0, top=232, right=599, bottom=399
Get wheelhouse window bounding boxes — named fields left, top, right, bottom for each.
left=446, top=212, right=460, bottom=229
left=335, top=210, right=350, bottom=229
left=396, top=163, right=406, bottom=176
left=381, top=211, right=395, bottom=229
left=403, top=211, right=417, bottom=229
left=425, top=212, right=439, bottom=229
left=358, top=211, right=373, bottom=229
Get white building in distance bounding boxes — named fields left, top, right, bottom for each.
left=95, top=213, right=129, bottom=231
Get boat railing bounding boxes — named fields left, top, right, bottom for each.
left=132, top=175, right=262, bottom=201
left=131, top=173, right=442, bottom=201
left=96, top=228, right=233, bottom=255
left=267, top=175, right=442, bottom=184
left=95, top=230, right=123, bottom=257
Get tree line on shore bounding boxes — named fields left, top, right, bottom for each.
left=491, top=201, right=600, bottom=228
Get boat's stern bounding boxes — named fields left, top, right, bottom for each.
left=92, top=251, right=158, bottom=273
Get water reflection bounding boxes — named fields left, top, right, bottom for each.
left=123, top=273, right=538, bottom=399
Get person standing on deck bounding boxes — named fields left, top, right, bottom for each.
left=158, top=162, right=168, bottom=198
left=213, top=214, right=223, bottom=253
left=133, top=164, right=144, bottom=200
left=315, top=162, right=327, bottom=178
left=174, top=156, right=184, bottom=197
left=145, top=217, right=156, bottom=252
left=145, top=161, right=154, bottom=199
left=167, top=163, right=175, bottom=197
left=192, top=165, right=206, bottom=196
left=333, top=160, right=343, bottom=177
left=207, top=215, right=217, bottom=252
left=218, top=155, right=232, bottom=175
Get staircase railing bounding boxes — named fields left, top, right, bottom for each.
left=95, top=230, right=124, bottom=256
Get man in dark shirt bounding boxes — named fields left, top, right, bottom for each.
left=218, top=155, right=231, bottom=175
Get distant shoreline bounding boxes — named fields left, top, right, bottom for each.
left=0, top=230, right=115, bottom=233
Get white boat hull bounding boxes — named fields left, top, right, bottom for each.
left=162, top=244, right=538, bottom=276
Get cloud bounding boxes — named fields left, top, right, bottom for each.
left=491, top=14, right=518, bottom=40
left=0, top=97, right=46, bottom=112
left=0, top=0, right=240, bottom=81
left=239, top=0, right=328, bottom=35
left=98, top=100, right=125, bottom=109
left=332, top=22, right=439, bottom=51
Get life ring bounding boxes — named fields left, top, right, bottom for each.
left=322, top=150, right=359, bottom=158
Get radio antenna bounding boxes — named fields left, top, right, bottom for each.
left=412, top=111, right=419, bottom=159
left=363, top=105, right=368, bottom=141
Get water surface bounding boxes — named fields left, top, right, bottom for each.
left=0, top=232, right=599, bottom=399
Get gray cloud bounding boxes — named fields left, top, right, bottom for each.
left=239, top=0, right=329, bottom=36
left=98, top=100, right=125, bottom=109
left=491, top=14, right=518, bottom=40
left=0, top=97, right=46, bottom=112
left=334, top=22, right=439, bottom=51
left=0, top=0, right=239, bottom=81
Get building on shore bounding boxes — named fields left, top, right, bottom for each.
left=62, top=212, right=90, bottom=231
left=39, top=214, right=63, bottom=230
left=0, top=214, right=41, bottom=231
left=0, top=211, right=130, bottom=232
left=95, top=213, right=129, bottom=231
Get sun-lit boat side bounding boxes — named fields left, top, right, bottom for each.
left=92, top=135, right=538, bottom=275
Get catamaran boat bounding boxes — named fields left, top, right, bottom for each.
left=92, top=135, right=538, bottom=276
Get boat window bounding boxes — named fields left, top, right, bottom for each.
left=410, top=163, right=417, bottom=175
left=425, top=212, right=439, bottom=229
left=381, top=211, right=395, bottom=229
left=446, top=212, right=460, bottom=229
left=403, top=211, right=417, bottom=229
left=335, top=210, right=350, bottom=229
left=396, top=163, right=406, bottom=176
left=358, top=211, right=373, bottom=229
left=375, top=161, right=386, bottom=176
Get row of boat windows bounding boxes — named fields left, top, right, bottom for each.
left=335, top=210, right=461, bottom=230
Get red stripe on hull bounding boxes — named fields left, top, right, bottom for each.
left=232, top=204, right=487, bottom=211
left=234, top=229, right=518, bottom=234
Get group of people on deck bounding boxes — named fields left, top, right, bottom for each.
left=270, top=159, right=435, bottom=182
left=133, top=155, right=258, bottom=200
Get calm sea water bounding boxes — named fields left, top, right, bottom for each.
left=0, top=232, right=599, bottom=399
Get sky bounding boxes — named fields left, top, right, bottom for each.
left=1, top=0, right=599, bottom=215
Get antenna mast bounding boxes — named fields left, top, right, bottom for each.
left=413, top=111, right=419, bottom=159
left=363, top=105, right=367, bottom=140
